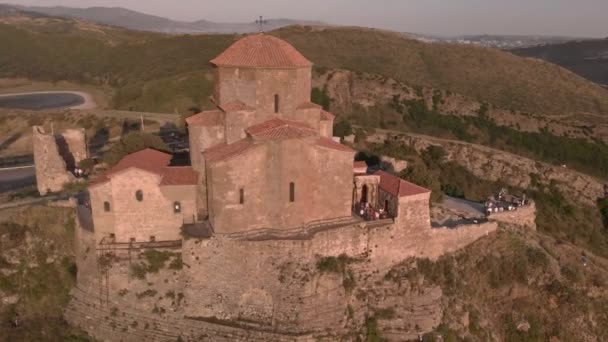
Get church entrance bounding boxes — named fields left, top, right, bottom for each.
left=361, top=184, right=369, bottom=204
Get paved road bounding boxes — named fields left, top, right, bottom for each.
left=0, top=165, right=35, bottom=193
left=442, top=196, right=486, bottom=217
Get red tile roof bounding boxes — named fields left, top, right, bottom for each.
left=315, top=137, right=355, bottom=153
left=89, top=148, right=172, bottom=188
left=160, top=166, right=199, bottom=186
left=219, top=100, right=254, bottom=112
left=375, top=170, right=431, bottom=198
left=297, top=102, right=322, bottom=110
left=210, top=34, right=312, bottom=68
left=320, top=110, right=335, bottom=121
left=109, top=148, right=172, bottom=177
left=246, top=118, right=317, bottom=140
left=204, top=138, right=256, bottom=163
left=185, top=110, right=224, bottom=126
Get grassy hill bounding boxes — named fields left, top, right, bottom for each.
left=512, top=38, right=608, bottom=86
left=0, top=14, right=607, bottom=117
left=276, top=26, right=608, bottom=116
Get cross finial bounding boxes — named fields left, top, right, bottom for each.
left=256, top=15, right=267, bottom=33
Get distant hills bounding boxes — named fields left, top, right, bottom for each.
left=2, top=4, right=325, bottom=33
left=512, top=38, right=608, bottom=86
left=0, top=6, right=607, bottom=117
left=410, top=33, right=589, bottom=49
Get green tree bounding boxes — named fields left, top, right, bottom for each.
left=102, top=132, right=169, bottom=167
left=598, top=198, right=608, bottom=229
left=400, top=161, right=443, bottom=202
left=354, top=128, right=368, bottom=143
left=77, top=158, right=96, bottom=174
left=311, top=87, right=332, bottom=110
left=333, top=120, right=353, bottom=138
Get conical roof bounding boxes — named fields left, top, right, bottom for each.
left=210, top=34, right=312, bottom=68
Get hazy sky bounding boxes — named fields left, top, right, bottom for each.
left=12, top=0, right=608, bottom=37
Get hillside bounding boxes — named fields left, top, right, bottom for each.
left=7, top=4, right=325, bottom=34
left=512, top=38, right=608, bottom=86
left=275, top=26, right=608, bottom=117
left=1, top=14, right=606, bottom=118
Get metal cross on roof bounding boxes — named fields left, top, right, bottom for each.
left=256, top=16, right=268, bottom=33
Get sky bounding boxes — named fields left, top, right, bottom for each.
left=11, top=0, right=608, bottom=38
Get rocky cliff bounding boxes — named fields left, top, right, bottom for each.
left=313, top=69, right=608, bottom=143
left=366, top=130, right=605, bottom=207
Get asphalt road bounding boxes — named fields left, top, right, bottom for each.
left=0, top=165, right=36, bottom=193
left=442, top=196, right=486, bottom=216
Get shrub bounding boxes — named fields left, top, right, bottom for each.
left=136, top=289, right=157, bottom=299
left=317, top=254, right=357, bottom=292
left=311, top=87, right=332, bottom=110
left=130, top=263, right=147, bottom=280
left=333, top=120, right=353, bottom=138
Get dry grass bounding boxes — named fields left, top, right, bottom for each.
left=276, top=26, right=608, bottom=117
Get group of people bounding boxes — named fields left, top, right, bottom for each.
left=355, top=201, right=390, bottom=221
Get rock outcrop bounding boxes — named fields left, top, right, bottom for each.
left=369, top=130, right=605, bottom=207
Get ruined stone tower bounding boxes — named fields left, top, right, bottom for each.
left=32, top=126, right=87, bottom=195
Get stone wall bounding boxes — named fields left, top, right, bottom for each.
left=215, top=67, right=311, bottom=121
left=72, top=202, right=498, bottom=341
left=489, top=202, right=537, bottom=229
left=319, top=118, right=333, bottom=138
left=207, top=139, right=354, bottom=233
left=89, top=168, right=194, bottom=243
left=32, top=126, right=76, bottom=195
left=224, top=109, right=255, bottom=144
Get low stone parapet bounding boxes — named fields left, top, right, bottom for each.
left=488, top=202, right=536, bottom=229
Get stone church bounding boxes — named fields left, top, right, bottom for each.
left=71, top=34, right=499, bottom=341
left=88, top=34, right=372, bottom=241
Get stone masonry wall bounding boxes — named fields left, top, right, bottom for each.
left=488, top=202, right=537, bottom=229
left=99, top=168, right=185, bottom=242
left=32, top=126, right=75, bottom=195
left=215, top=67, right=311, bottom=123
left=208, top=138, right=354, bottom=233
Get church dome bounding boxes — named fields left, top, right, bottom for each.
left=210, top=34, right=312, bottom=68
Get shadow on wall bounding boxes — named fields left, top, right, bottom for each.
left=55, top=134, right=77, bottom=172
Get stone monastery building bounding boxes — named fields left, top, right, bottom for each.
left=88, top=34, right=430, bottom=242
left=71, top=34, right=498, bottom=341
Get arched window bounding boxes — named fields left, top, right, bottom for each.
left=289, top=182, right=295, bottom=202
left=103, top=201, right=111, bottom=212
left=135, top=190, right=143, bottom=202
left=174, top=201, right=181, bottom=213
left=239, top=188, right=245, bottom=205
left=274, top=94, right=280, bottom=113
